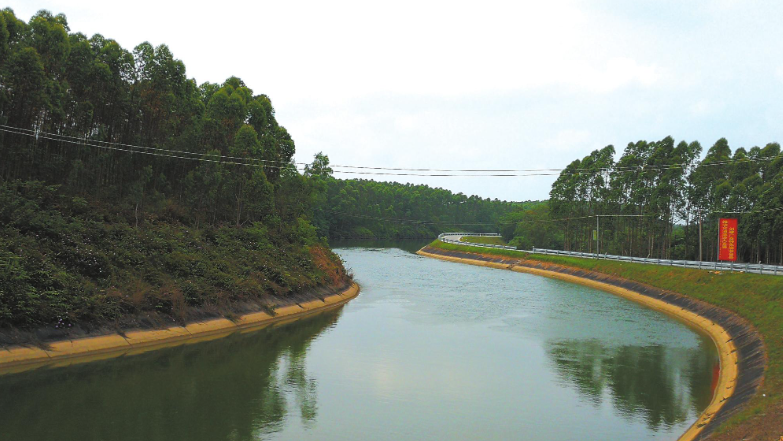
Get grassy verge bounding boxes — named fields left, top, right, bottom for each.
left=429, top=240, right=783, bottom=436
left=460, top=236, right=508, bottom=246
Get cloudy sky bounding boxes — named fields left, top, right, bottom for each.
left=8, top=1, right=783, bottom=201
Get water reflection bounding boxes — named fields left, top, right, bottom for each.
left=546, top=338, right=718, bottom=430
left=0, top=310, right=341, bottom=441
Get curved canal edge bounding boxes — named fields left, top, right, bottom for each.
left=0, top=282, right=360, bottom=375
left=417, top=246, right=766, bottom=441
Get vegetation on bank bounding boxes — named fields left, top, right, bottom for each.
left=429, top=239, right=783, bottom=435
left=460, top=236, right=508, bottom=246
left=503, top=137, right=783, bottom=264
left=0, top=181, right=348, bottom=335
left=0, top=10, right=350, bottom=337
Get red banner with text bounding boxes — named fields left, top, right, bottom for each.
left=718, top=218, right=738, bottom=261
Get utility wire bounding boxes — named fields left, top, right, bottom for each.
left=1, top=125, right=293, bottom=167
left=5, top=125, right=555, bottom=172
left=0, top=127, right=558, bottom=176
left=0, top=128, right=573, bottom=177
left=6, top=124, right=778, bottom=222
left=0, top=127, right=304, bottom=171
left=4, top=126, right=781, bottom=217
left=3, top=124, right=782, bottom=176
left=0, top=125, right=573, bottom=172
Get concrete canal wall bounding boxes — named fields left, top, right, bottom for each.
left=0, top=282, right=360, bottom=375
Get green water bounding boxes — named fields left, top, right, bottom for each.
left=0, top=245, right=717, bottom=440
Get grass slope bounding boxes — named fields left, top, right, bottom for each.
left=430, top=240, right=783, bottom=438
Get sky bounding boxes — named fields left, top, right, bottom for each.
left=7, top=0, right=783, bottom=201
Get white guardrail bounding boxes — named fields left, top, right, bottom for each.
left=437, top=233, right=783, bottom=276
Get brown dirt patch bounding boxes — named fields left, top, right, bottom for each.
left=310, top=245, right=349, bottom=287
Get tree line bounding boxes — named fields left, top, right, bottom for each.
left=303, top=154, right=519, bottom=239
left=0, top=8, right=313, bottom=231
left=503, top=137, right=783, bottom=264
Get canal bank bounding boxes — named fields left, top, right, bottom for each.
left=417, top=245, right=766, bottom=441
left=0, top=282, right=360, bottom=375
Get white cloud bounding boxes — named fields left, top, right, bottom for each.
left=689, top=100, right=725, bottom=117
left=394, top=115, right=420, bottom=133
left=11, top=0, right=668, bottom=103
left=584, top=57, right=662, bottom=92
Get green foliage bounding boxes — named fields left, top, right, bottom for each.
left=295, top=217, right=319, bottom=246
left=303, top=152, right=333, bottom=178
left=517, top=136, right=783, bottom=264
left=313, top=178, right=518, bottom=239
left=0, top=181, right=346, bottom=329
left=499, top=202, right=561, bottom=250
left=0, top=9, right=298, bottom=230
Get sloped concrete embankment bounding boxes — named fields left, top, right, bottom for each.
left=0, top=282, right=360, bottom=375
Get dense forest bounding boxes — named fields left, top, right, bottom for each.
left=0, top=9, right=304, bottom=227
left=306, top=156, right=518, bottom=239
left=0, top=9, right=348, bottom=333
left=504, top=137, right=783, bottom=264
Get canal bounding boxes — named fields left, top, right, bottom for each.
left=0, top=243, right=718, bottom=440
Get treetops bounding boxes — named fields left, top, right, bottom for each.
left=0, top=9, right=293, bottom=165
left=0, top=8, right=307, bottom=229
left=539, top=136, right=783, bottom=262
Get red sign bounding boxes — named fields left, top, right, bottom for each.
left=718, top=218, right=738, bottom=261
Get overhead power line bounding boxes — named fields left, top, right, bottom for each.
left=1, top=125, right=292, bottom=167
left=4, top=124, right=778, bottom=224
left=0, top=127, right=561, bottom=177
left=0, top=125, right=568, bottom=172
left=0, top=126, right=304, bottom=172
left=3, top=124, right=782, bottom=177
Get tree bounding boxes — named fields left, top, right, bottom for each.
left=304, top=152, right=333, bottom=178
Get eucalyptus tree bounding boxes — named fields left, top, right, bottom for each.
left=673, top=141, right=702, bottom=260
left=687, top=138, right=732, bottom=258
left=230, top=125, right=263, bottom=226
left=550, top=159, right=583, bottom=250
left=0, top=8, right=315, bottom=235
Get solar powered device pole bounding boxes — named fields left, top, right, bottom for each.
left=596, top=216, right=599, bottom=258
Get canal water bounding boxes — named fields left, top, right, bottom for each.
left=0, top=244, right=717, bottom=441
